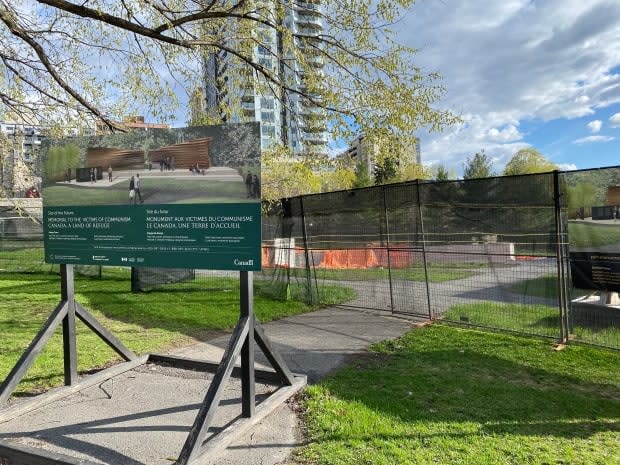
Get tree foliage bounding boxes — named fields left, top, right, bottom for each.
left=321, top=161, right=356, bottom=193
left=261, top=146, right=355, bottom=201
left=565, top=182, right=598, bottom=211
left=352, top=160, right=373, bottom=189
left=435, top=164, right=449, bottom=181
left=374, top=156, right=399, bottom=184
left=463, top=150, right=494, bottom=179
left=43, top=142, right=79, bottom=182
left=396, top=160, right=431, bottom=182
left=502, top=148, right=557, bottom=176
left=0, top=0, right=458, bottom=142
left=0, top=129, right=11, bottom=193
left=562, top=167, right=620, bottom=212
left=433, top=164, right=453, bottom=181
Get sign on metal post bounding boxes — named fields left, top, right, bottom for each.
left=41, top=123, right=262, bottom=271
left=2, top=123, right=304, bottom=465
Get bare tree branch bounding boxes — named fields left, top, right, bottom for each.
left=0, top=5, right=122, bottom=130
left=1, top=56, right=70, bottom=106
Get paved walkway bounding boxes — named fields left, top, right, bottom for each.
left=61, top=167, right=243, bottom=188
left=0, top=307, right=414, bottom=465
left=173, top=307, right=414, bottom=465
left=333, top=258, right=558, bottom=316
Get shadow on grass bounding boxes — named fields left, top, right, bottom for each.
left=0, top=271, right=311, bottom=339
left=315, top=329, right=620, bottom=441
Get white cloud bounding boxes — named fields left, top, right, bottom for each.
left=572, top=135, right=615, bottom=144
left=587, top=120, right=602, bottom=133
left=609, top=112, right=620, bottom=127
left=405, top=1, right=620, bottom=118
left=419, top=114, right=528, bottom=172
left=402, top=0, right=620, bottom=170
left=558, top=163, right=578, bottom=171
left=486, top=124, right=522, bottom=142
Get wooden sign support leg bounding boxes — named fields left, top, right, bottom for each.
left=176, top=315, right=250, bottom=465
left=240, top=271, right=255, bottom=418
left=0, top=300, right=68, bottom=405
left=0, top=264, right=136, bottom=406
left=176, top=271, right=298, bottom=465
left=61, top=265, right=78, bottom=386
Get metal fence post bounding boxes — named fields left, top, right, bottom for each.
left=415, top=180, right=433, bottom=320
left=299, top=196, right=315, bottom=305
left=381, top=185, right=395, bottom=313
left=553, top=170, right=569, bottom=343
left=557, top=173, right=573, bottom=339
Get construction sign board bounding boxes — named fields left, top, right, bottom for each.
left=41, top=123, right=262, bottom=271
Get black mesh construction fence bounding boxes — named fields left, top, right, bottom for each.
left=1, top=167, right=619, bottom=350
left=561, top=166, right=620, bottom=349
left=261, top=169, right=618, bottom=350
left=262, top=173, right=567, bottom=341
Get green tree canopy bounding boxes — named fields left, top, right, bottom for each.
left=352, top=161, right=373, bottom=189
left=0, top=0, right=459, bottom=145
left=565, top=182, right=600, bottom=211
left=396, top=161, right=431, bottom=182
left=463, top=150, right=495, bottom=179
left=502, top=148, right=557, bottom=176
left=434, top=164, right=450, bottom=181
left=374, top=156, right=399, bottom=185
left=261, top=146, right=355, bottom=201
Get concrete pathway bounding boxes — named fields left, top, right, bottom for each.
left=332, top=258, right=558, bottom=316
left=0, top=307, right=414, bottom=465
left=173, top=307, right=414, bottom=465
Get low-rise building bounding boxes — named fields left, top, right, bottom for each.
left=0, top=119, right=46, bottom=197
left=345, top=134, right=421, bottom=179
left=96, top=116, right=169, bottom=134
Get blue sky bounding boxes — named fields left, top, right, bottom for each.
left=162, top=0, right=620, bottom=175
left=397, top=0, right=620, bottom=174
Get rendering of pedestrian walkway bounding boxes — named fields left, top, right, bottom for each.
left=63, top=166, right=244, bottom=188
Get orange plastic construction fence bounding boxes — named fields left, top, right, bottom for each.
left=374, top=248, right=413, bottom=268
left=262, top=247, right=271, bottom=268
left=262, top=247, right=416, bottom=269
left=318, top=249, right=380, bottom=269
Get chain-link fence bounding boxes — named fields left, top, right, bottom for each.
left=262, top=173, right=567, bottom=339
left=1, top=167, right=619, bottom=350
left=561, top=166, right=620, bottom=349
left=261, top=168, right=619, bottom=350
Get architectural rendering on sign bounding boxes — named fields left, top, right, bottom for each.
left=41, top=123, right=262, bottom=271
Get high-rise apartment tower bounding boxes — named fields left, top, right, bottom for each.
left=203, top=1, right=328, bottom=154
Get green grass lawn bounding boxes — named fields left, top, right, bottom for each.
left=568, top=222, right=620, bottom=248
left=443, top=302, right=619, bottom=348
left=510, top=274, right=590, bottom=300
left=510, top=275, right=561, bottom=299
left=0, top=269, right=354, bottom=396
left=286, top=263, right=481, bottom=283
left=443, top=302, right=562, bottom=338
left=0, top=244, right=54, bottom=273
left=299, top=324, right=620, bottom=465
